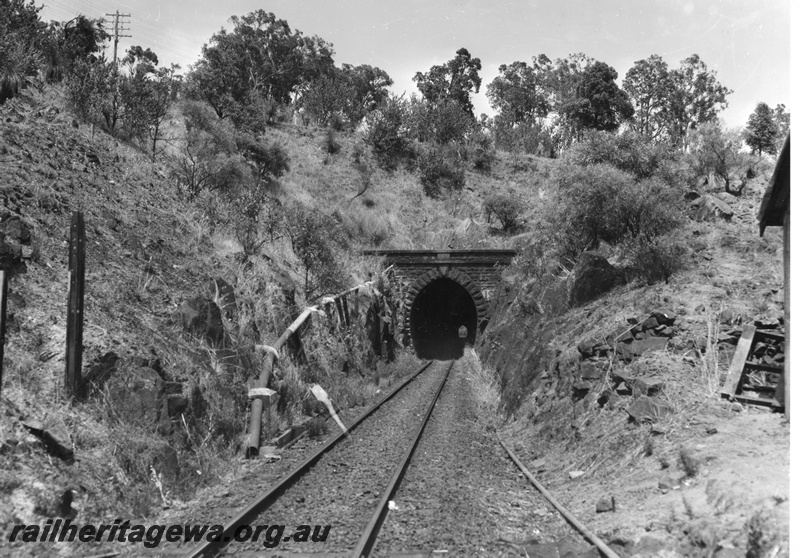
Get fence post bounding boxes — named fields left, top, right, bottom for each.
left=0, top=270, right=7, bottom=395
left=65, top=211, right=86, bottom=399
left=341, top=296, right=350, bottom=327
left=335, top=297, right=345, bottom=329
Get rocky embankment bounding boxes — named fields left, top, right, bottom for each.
left=477, top=193, right=789, bottom=556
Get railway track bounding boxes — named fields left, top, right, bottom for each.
left=165, top=356, right=620, bottom=558
left=181, top=359, right=453, bottom=557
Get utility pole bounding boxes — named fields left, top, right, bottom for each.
left=104, top=10, right=131, bottom=65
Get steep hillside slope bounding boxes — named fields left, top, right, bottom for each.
left=0, top=92, right=446, bottom=553
left=0, top=95, right=263, bottom=532
left=0, top=88, right=553, bottom=556
left=258, top=123, right=554, bottom=251
left=478, top=175, right=789, bottom=555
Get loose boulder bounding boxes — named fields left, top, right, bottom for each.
left=569, top=252, right=622, bottom=307
left=580, top=362, right=602, bottom=380
left=632, top=377, right=665, bottom=397
left=627, top=396, right=672, bottom=424
left=21, top=419, right=74, bottom=462
left=596, top=496, right=616, bottom=513
left=690, top=194, right=733, bottom=221
left=618, top=336, right=670, bottom=362
left=179, top=296, right=227, bottom=347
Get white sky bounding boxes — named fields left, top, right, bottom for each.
left=37, top=0, right=791, bottom=128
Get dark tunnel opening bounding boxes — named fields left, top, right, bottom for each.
left=410, top=277, right=478, bottom=361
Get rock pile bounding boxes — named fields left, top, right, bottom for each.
left=578, top=308, right=677, bottom=363
left=576, top=308, right=678, bottom=424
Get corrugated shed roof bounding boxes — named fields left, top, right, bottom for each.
left=758, top=132, right=790, bottom=235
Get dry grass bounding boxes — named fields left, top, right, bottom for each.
left=699, top=313, right=722, bottom=396
left=462, top=347, right=501, bottom=415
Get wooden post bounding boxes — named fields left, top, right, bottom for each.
left=0, top=270, right=7, bottom=395
left=334, top=297, right=345, bottom=328
left=784, top=208, right=790, bottom=422
left=341, top=296, right=350, bottom=327
left=65, top=212, right=86, bottom=398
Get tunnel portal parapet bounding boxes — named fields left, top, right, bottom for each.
left=362, top=249, right=517, bottom=342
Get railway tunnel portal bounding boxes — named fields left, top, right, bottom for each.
left=363, top=250, right=516, bottom=360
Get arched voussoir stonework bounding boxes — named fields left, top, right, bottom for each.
left=403, top=267, right=490, bottom=335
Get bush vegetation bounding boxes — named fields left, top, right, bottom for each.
left=518, top=129, right=689, bottom=285
left=484, top=193, right=525, bottom=232
left=548, top=163, right=683, bottom=258
left=564, top=129, right=684, bottom=183
left=285, top=205, right=350, bottom=299
left=418, top=148, right=466, bottom=198
left=364, top=94, right=415, bottom=169
left=624, top=234, right=687, bottom=284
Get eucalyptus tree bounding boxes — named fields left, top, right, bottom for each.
left=744, top=102, right=779, bottom=156
left=186, top=10, right=335, bottom=126
left=413, top=47, right=482, bottom=117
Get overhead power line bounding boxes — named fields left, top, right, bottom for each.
left=105, top=10, right=132, bottom=65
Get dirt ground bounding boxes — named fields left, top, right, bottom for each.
left=500, top=398, right=789, bottom=557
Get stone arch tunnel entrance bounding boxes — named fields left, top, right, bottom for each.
left=362, top=249, right=516, bottom=360
left=410, top=277, right=478, bottom=360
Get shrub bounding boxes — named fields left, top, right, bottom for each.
left=418, top=149, right=465, bottom=198
left=364, top=94, right=414, bottom=170
left=340, top=207, right=391, bottom=246
left=285, top=205, right=350, bottom=299
left=686, top=122, right=750, bottom=195
left=352, top=143, right=367, bottom=165
left=472, top=146, right=495, bottom=172
left=625, top=234, right=686, bottom=284
left=548, top=163, right=684, bottom=259
left=678, top=446, right=701, bottom=478
left=406, top=97, right=476, bottom=145
left=0, top=0, right=46, bottom=105
left=468, top=129, right=496, bottom=172
left=192, top=132, right=288, bottom=258
left=231, top=191, right=284, bottom=258
left=350, top=157, right=374, bottom=201
left=305, top=417, right=329, bottom=439
left=484, top=194, right=525, bottom=232
left=236, top=134, right=290, bottom=186
left=64, top=58, right=116, bottom=126
left=565, top=129, right=682, bottom=183
left=0, top=42, right=41, bottom=104
left=492, top=117, right=556, bottom=157
left=320, top=128, right=341, bottom=155
left=303, top=74, right=354, bottom=129
left=171, top=101, right=238, bottom=199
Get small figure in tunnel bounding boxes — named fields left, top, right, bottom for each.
left=458, top=324, right=468, bottom=340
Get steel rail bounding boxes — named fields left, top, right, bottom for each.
left=183, top=360, right=435, bottom=558
left=499, top=439, right=622, bottom=558
left=352, top=360, right=455, bottom=558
